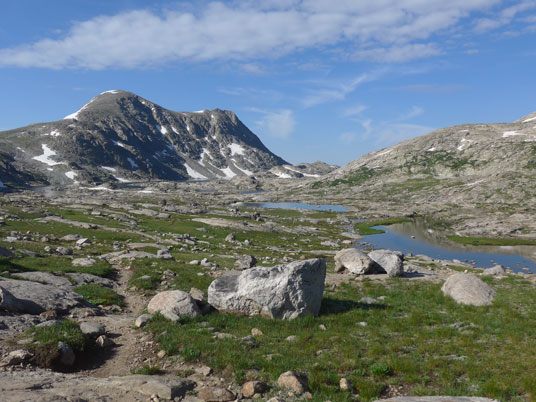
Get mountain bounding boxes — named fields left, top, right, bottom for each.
left=313, top=112, right=536, bottom=208
left=0, top=90, right=286, bottom=188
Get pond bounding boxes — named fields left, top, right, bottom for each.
left=241, top=202, right=347, bottom=212
left=360, top=219, right=536, bottom=273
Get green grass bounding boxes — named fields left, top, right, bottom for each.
left=75, top=284, right=124, bottom=306
left=144, top=277, right=536, bottom=401
left=355, top=217, right=413, bottom=235
left=131, top=365, right=162, bottom=375
left=447, top=235, right=536, bottom=246
left=25, top=320, right=92, bottom=368
left=0, top=256, right=115, bottom=277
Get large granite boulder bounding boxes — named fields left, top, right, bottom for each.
left=441, top=273, right=496, bottom=306
left=208, top=258, right=326, bottom=320
left=368, top=250, right=404, bottom=277
left=334, top=248, right=375, bottom=275
left=147, top=290, right=202, bottom=321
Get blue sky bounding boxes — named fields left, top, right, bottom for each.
left=1, top=0, right=535, bottom=165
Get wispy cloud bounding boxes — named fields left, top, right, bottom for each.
left=339, top=132, right=358, bottom=143
left=251, top=108, right=295, bottom=139
left=0, top=0, right=507, bottom=70
left=474, top=1, right=536, bottom=33
left=399, top=105, right=424, bottom=120
left=343, top=104, right=368, bottom=118
left=302, top=72, right=380, bottom=108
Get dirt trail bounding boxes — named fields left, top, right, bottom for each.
left=84, top=266, right=153, bottom=377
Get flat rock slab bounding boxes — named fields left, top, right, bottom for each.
left=0, top=369, right=195, bottom=402
left=0, top=278, right=89, bottom=314
left=378, top=397, right=498, bottom=402
left=12, top=272, right=73, bottom=288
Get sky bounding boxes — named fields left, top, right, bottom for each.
left=1, top=1, right=535, bottom=166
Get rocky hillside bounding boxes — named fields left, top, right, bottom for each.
left=267, top=161, right=338, bottom=179
left=0, top=90, right=286, bottom=187
left=324, top=111, right=536, bottom=188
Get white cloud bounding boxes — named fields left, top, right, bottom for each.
left=353, top=43, right=442, bottom=63
left=399, top=105, right=424, bottom=120
left=339, top=132, right=358, bottom=143
left=254, top=109, right=295, bottom=139
left=474, top=1, right=536, bottom=33
left=343, top=105, right=368, bottom=117
left=302, top=72, right=380, bottom=108
left=0, top=0, right=506, bottom=69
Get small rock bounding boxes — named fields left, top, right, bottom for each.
left=251, top=328, right=264, bottom=337
left=56, top=246, right=73, bottom=256
left=96, top=335, right=115, bottom=348
left=135, top=313, right=154, bottom=328
left=57, top=342, right=75, bottom=366
left=157, top=249, right=174, bottom=260
left=189, top=287, right=206, bottom=301
left=72, top=258, right=96, bottom=267
left=286, top=335, right=297, bottom=342
left=339, top=378, right=354, bottom=391
left=195, top=365, right=212, bottom=376
left=0, top=349, right=33, bottom=366
left=318, top=324, right=327, bottom=331
left=242, top=381, right=269, bottom=398
left=225, top=234, right=236, bottom=242
left=482, top=265, right=506, bottom=276
left=234, top=255, right=257, bottom=270
left=157, top=350, right=167, bottom=358
left=197, top=387, right=236, bottom=401
left=76, top=238, right=92, bottom=246
left=147, top=290, right=202, bottom=321
left=277, top=371, right=309, bottom=395
left=80, top=321, right=105, bottom=337
left=359, top=297, right=380, bottom=305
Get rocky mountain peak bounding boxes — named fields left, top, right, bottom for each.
left=0, top=91, right=287, bottom=188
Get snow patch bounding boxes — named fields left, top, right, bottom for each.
left=138, top=190, right=154, bottom=194
left=114, top=176, right=129, bottom=183
left=284, top=166, right=320, bottom=177
left=502, top=131, right=525, bottom=138
left=65, top=171, right=78, bottom=180
left=457, top=138, right=472, bottom=151
left=273, top=171, right=293, bottom=179
left=113, top=140, right=127, bottom=148
left=465, top=179, right=485, bottom=187
left=157, top=125, right=168, bottom=135
left=101, top=90, right=120, bottom=95
left=46, top=130, right=61, bottom=137
left=127, top=158, right=139, bottom=169
left=184, top=163, right=208, bottom=180
left=228, top=143, right=246, bottom=156
left=16, top=147, right=25, bottom=153
left=523, top=116, right=536, bottom=123
left=101, top=166, right=117, bottom=172
left=233, top=162, right=253, bottom=176
left=193, top=110, right=206, bottom=113
left=0, top=179, right=5, bottom=188
left=376, top=149, right=393, bottom=157
left=221, top=167, right=237, bottom=179
left=32, top=144, right=64, bottom=166
left=186, top=125, right=191, bottom=133
left=427, top=147, right=436, bottom=152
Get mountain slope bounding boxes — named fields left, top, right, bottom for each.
left=0, top=90, right=286, bottom=187
left=328, top=113, right=536, bottom=184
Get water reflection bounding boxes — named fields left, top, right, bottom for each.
left=242, top=202, right=347, bottom=212
left=361, top=218, right=536, bottom=273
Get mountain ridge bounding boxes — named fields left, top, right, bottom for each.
left=0, top=90, right=287, bottom=187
